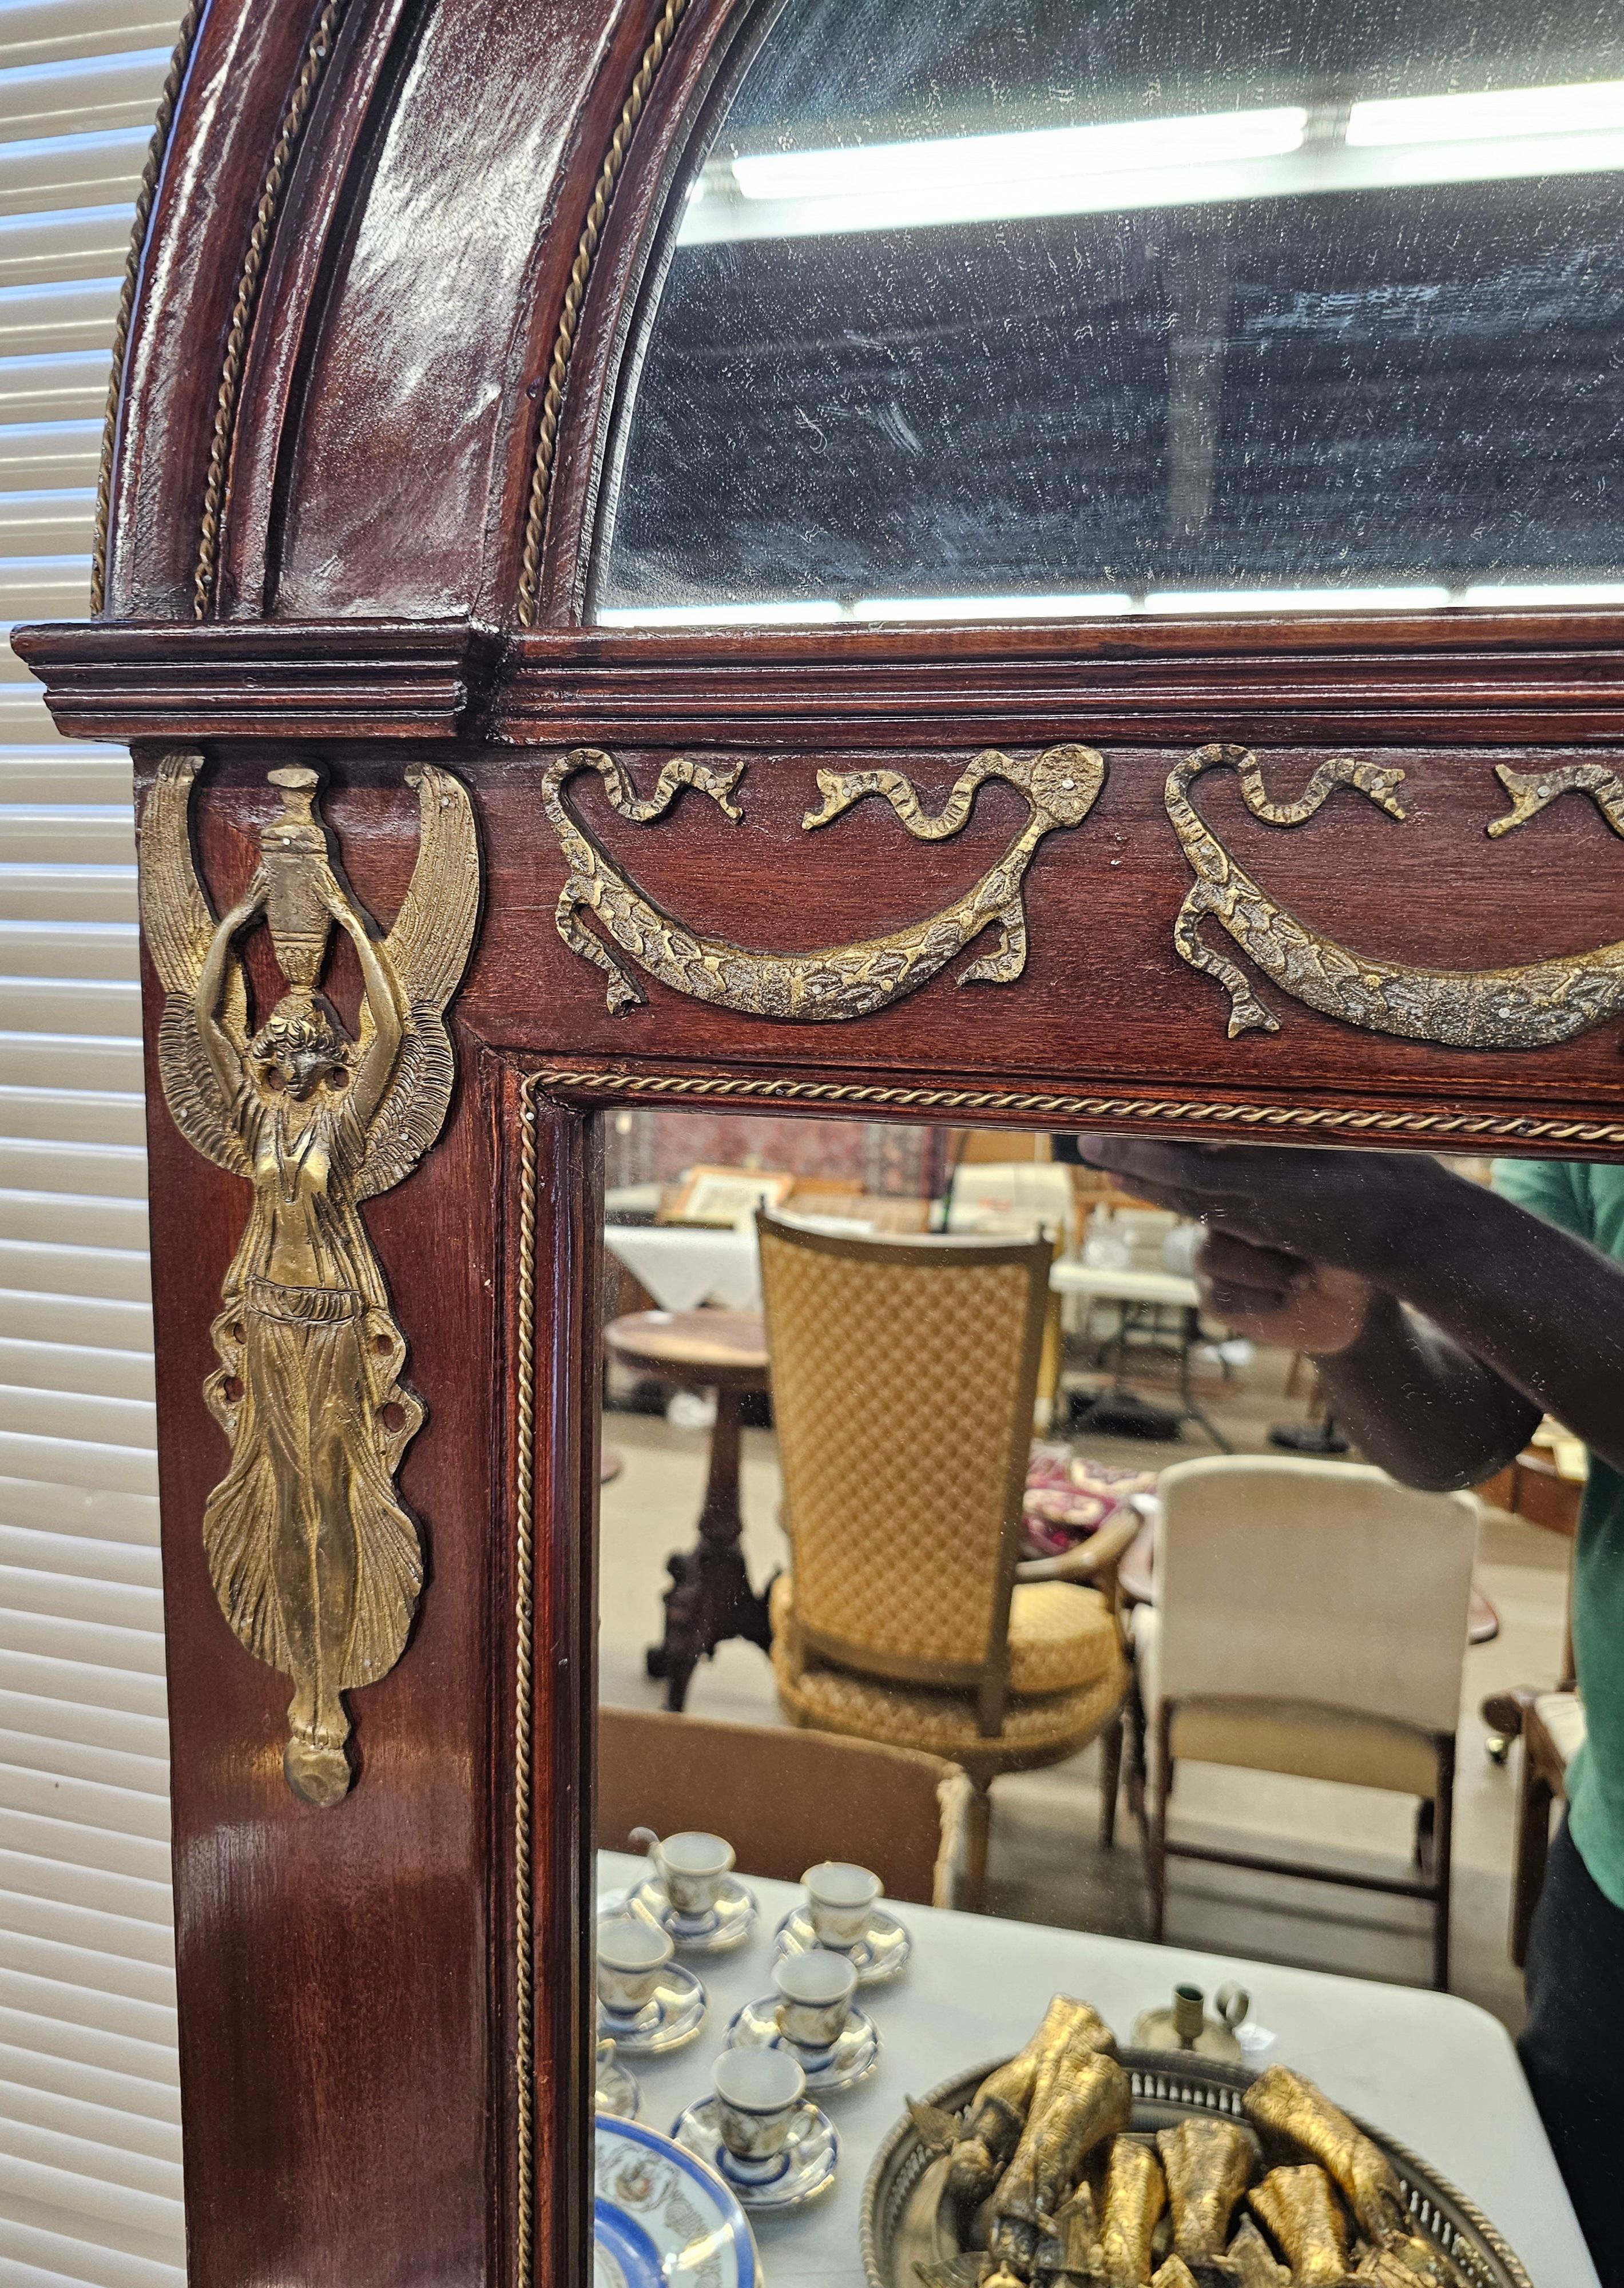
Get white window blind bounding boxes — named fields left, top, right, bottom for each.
left=0, top=6, right=186, bottom=2285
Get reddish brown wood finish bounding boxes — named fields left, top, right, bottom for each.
left=17, top=0, right=1624, bottom=2281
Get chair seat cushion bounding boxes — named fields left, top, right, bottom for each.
left=769, top=1574, right=1119, bottom=1694
left=770, top=1628, right=1126, bottom=1766
left=1134, top=1605, right=1441, bottom=1796
left=1006, top=1581, right=1121, bottom=1691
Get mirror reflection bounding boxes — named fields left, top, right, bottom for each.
left=594, top=0, right=1624, bottom=624
left=591, top=1114, right=1620, bottom=2287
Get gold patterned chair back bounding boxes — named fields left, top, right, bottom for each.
left=757, top=1213, right=1053, bottom=1731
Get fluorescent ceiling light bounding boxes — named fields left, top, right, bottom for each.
left=684, top=78, right=1624, bottom=245
left=730, top=108, right=1306, bottom=204
left=1463, top=580, right=1624, bottom=606
left=851, top=592, right=1134, bottom=621
left=1145, top=586, right=1452, bottom=614
left=595, top=599, right=843, bottom=626
left=1348, top=79, right=1624, bottom=148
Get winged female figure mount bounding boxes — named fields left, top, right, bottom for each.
left=139, top=756, right=481, bottom=1806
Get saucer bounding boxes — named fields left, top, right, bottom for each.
left=773, top=1904, right=911, bottom=1986
left=626, top=1872, right=760, bottom=1955
left=725, top=1996, right=880, bottom=2095
left=594, top=2116, right=758, bottom=2288
left=595, top=2043, right=641, bottom=2120
left=599, top=1961, right=707, bottom=2055
left=669, top=2096, right=838, bottom=2214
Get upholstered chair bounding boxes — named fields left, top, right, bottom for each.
left=757, top=1212, right=1130, bottom=1907
left=1134, top=1455, right=1478, bottom=1987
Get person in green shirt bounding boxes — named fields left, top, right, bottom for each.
left=1075, top=1138, right=1624, bottom=2281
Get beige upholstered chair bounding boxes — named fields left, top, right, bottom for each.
left=1135, top=1455, right=1478, bottom=1988
left=597, top=1707, right=969, bottom=1907
left=757, top=1213, right=1130, bottom=1908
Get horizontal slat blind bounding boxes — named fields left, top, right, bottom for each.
left=0, top=6, right=182, bottom=2283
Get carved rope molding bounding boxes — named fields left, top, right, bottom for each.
left=140, top=754, right=481, bottom=1803
left=90, top=1, right=205, bottom=616
left=535, top=1068, right=1624, bottom=1147
left=514, top=1087, right=539, bottom=2283
left=193, top=0, right=350, bottom=620
left=515, top=0, right=696, bottom=625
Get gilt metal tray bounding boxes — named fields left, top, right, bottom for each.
left=859, top=2051, right=1532, bottom=2288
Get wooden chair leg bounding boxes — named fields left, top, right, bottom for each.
left=1432, top=1734, right=1456, bottom=1992
left=963, top=1776, right=992, bottom=1913
left=1098, top=1709, right=1123, bottom=1850
left=1511, top=1741, right=1555, bottom=1971
left=1125, top=1675, right=1149, bottom=1827
left=1147, top=1702, right=1173, bottom=1943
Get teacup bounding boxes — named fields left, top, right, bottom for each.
left=711, top=2046, right=805, bottom=2184
left=641, top=1829, right=736, bottom=1928
left=773, top=1948, right=856, bottom=2058
left=597, top=1914, right=673, bottom=2026
left=801, top=1861, right=883, bottom=1951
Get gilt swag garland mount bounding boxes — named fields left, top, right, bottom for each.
left=140, top=757, right=480, bottom=1806
left=546, top=742, right=1624, bottom=1048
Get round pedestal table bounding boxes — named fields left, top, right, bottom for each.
left=604, top=1309, right=773, bottom=1711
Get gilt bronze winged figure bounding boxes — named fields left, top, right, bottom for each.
left=138, top=756, right=481, bottom=1805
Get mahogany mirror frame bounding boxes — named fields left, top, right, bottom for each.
left=14, top=1, right=1624, bottom=2281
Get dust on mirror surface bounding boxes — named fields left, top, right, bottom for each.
left=587, top=1109, right=1622, bottom=2288
left=592, top=0, right=1624, bottom=627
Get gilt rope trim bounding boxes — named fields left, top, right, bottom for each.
left=535, top=1067, right=1624, bottom=1147
left=514, top=1081, right=539, bottom=2281
left=515, top=0, right=694, bottom=626
left=192, top=0, right=348, bottom=620
left=91, top=1, right=204, bottom=616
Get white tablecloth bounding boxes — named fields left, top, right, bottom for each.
left=1049, top=1261, right=1201, bottom=1310
left=606, top=1229, right=1202, bottom=1318
left=605, top=1224, right=762, bottom=1311
left=598, top=1851, right=1593, bottom=2286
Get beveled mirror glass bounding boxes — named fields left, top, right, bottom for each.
left=590, top=1113, right=1618, bottom=2284
left=592, top=0, right=1624, bottom=625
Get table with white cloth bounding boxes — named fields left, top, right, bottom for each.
left=1049, top=1258, right=1228, bottom=1450
left=597, top=1851, right=1593, bottom=2286
left=605, top=1222, right=763, bottom=1312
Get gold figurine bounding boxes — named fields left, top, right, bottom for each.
left=1156, top=2118, right=1255, bottom=2263
left=1242, top=2067, right=1405, bottom=2246
left=1225, top=2217, right=1289, bottom=2286
left=1095, top=2137, right=1166, bottom=2286
left=1247, top=2165, right=1349, bottom=2285
left=140, top=756, right=480, bottom=1805
left=996, top=2053, right=1133, bottom=2234
left=905, top=1995, right=1491, bottom=2285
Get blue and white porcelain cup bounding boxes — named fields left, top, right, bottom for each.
left=597, top=1915, right=673, bottom=2030
left=711, top=2047, right=805, bottom=2186
left=773, top=1949, right=856, bottom=2064
left=801, top=1861, right=882, bottom=1951
left=653, top=1830, right=735, bottom=1933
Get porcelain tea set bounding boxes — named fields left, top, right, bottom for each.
left=595, top=1830, right=911, bottom=2216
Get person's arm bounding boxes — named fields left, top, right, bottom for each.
left=328, top=886, right=403, bottom=1129
left=1075, top=1138, right=1624, bottom=1480
left=193, top=876, right=267, bottom=1102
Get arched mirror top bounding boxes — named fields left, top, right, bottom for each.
left=589, top=0, right=1624, bottom=633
